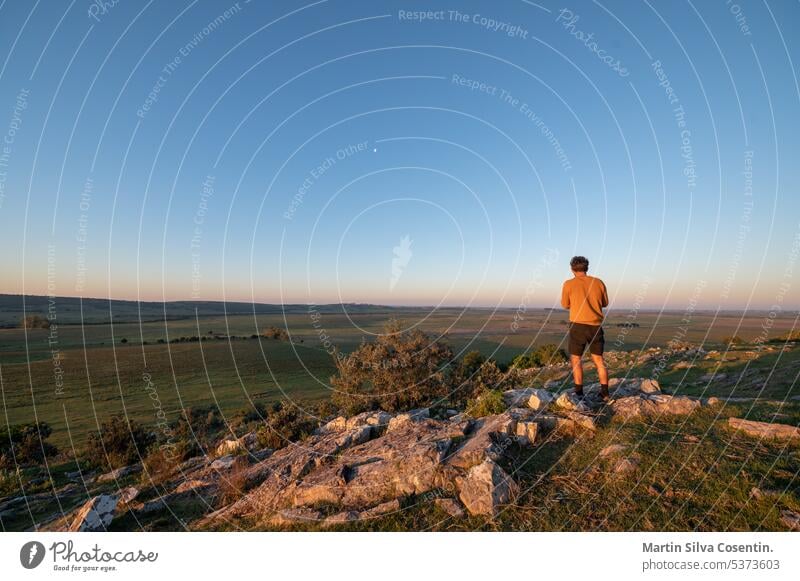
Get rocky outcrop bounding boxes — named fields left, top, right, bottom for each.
left=727, top=418, right=800, bottom=441
left=101, top=377, right=717, bottom=530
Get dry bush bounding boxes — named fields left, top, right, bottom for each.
left=330, top=319, right=453, bottom=415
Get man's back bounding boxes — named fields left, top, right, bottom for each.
left=561, top=275, right=608, bottom=325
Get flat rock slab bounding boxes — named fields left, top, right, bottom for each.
left=68, top=494, right=119, bottom=532
left=611, top=394, right=700, bottom=420
left=728, top=417, right=800, bottom=441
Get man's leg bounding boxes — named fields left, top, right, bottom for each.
left=589, top=326, right=609, bottom=400
left=570, top=355, right=584, bottom=394
left=590, top=354, right=608, bottom=384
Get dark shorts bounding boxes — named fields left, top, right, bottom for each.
left=568, top=323, right=604, bottom=356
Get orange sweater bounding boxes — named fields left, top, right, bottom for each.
left=561, top=275, right=609, bottom=325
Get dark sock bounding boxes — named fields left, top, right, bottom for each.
left=600, top=384, right=609, bottom=397
left=574, top=384, right=584, bottom=396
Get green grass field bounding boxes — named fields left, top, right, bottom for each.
left=1, top=295, right=798, bottom=451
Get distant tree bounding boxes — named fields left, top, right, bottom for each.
left=723, top=335, right=744, bottom=348
left=21, top=315, right=49, bottom=329
left=261, top=326, right=289, bottom=340
left=120, top=338, right=128, bottom=344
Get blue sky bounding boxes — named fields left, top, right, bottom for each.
left=0, top=0, right=798, bottom=310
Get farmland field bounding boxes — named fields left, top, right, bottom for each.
left=1, top=295, right=797, bottom=449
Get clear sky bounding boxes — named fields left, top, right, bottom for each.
left=0, top=0, right=798, bottom=310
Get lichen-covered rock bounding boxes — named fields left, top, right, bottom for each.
left=457, top=459, right=519, bottom=517
left=610, top=394, right=700, bottom=420
left=435, top=497, right=466, bottom=518
left=727, top=417, right=800, bottom=441
left=502, top=388, right=554, bottom=411
left=446, top=412, right=516, bottom=469
left=554, top=391, right=591, bottom=412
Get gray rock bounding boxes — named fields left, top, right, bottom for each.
left=611, top=394, right=700, bottom=420
left=435, top=497, right=466, bottom=518
left=97, top=464, right=141, bottom=483
left=67, top=494, right=119, bottom=532
left=457, top=459, right=519, bottom=517
left=386, top=408, right=430, bottom=432
left=727, top=417, right=800, bottom=441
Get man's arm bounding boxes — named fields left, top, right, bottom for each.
left=560, top=282, right=570, bottom=309
left=600, top=281, right=609, bottom=308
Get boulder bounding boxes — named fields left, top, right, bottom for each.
left=780, top=510, right=800, bottom=531
left=727, top=418, right=800, bottom=441
left=67, top=494, right=118, bottom=532
left=610, top=394, right=700, bottom=420
left=554, top=391, right=591, bottom=413
left=502, top=388, right=554, bottom=411
left=457, top=459, right=519, bottom=517
left=435, top=497, right=466, bottom=518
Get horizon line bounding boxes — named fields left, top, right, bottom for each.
left=1, top=292, right=795, bottom=314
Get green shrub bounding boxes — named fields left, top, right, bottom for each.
left=331, top=319, right=453, bottom=415
left=465, top=390, right=506, bottom=418
left=256, top=402, right=318, bottom=450
left=0, top=422, right=58, bottom=467
left=86, top=415, right=155, bottom=470
left=512, top=343, right=568, bottom=369
left=460, top=350, right=486, bottom=375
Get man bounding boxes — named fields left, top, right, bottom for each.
left=560, top=256, right=610, bottom=401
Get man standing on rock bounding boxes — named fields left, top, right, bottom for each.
left=560, top=256, right=610, bottom=401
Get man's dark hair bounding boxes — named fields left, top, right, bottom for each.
left=570, top=256, right=589, bottom=272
